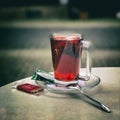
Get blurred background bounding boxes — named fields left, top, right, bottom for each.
left=0, top=0, right=120, bottom=86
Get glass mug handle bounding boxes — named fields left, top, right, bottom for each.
left=78, top=41, right=92, bottom=81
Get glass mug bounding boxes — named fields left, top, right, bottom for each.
left=50, top=32, right=92, bottom=83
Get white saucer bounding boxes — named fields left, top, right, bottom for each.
left=36, top=74, right=101, bottom=94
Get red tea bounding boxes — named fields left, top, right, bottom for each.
left=50, top=36, right=83, bottom=81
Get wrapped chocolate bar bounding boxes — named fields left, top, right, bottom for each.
left=32, top=69, right=55, bottom=84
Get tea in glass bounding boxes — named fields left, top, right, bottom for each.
left=50, top=32, right=83, bottom=82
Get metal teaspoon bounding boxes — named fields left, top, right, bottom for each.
left=67, top=82, right=111, bottom=113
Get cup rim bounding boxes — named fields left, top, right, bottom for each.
left=50, top=31, right=83, bottom=40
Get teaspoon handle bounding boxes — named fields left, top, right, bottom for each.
left=80, top=92, right=111, bottom=113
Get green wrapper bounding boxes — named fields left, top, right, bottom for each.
left=31, top=69, right=55, bottom=84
